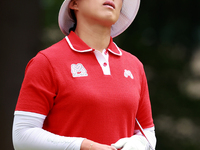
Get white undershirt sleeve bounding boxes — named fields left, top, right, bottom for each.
left=134, top=127, right=157, bottom=149
left=12, top=111, right=85, bottom=150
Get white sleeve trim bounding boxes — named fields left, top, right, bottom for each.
left=14, top=110, right=46, bottom=119
left=134, top=126, right=155, bottom=134
left=12, top=111, right=85, bottom=150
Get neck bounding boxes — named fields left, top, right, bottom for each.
left=75, top=21, right=111, bottom=52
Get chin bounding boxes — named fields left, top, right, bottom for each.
left=94, top=14, right=119, bottom=27
left=101, top=16, right=119, bottom=26
left=106, top=19, right=118, bottom=26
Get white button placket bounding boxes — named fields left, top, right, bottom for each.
left=93, top=49, right=111, bottom=75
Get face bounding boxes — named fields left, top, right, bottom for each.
left=69, top=0, right=123, bottom=27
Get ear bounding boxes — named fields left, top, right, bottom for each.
left=68, top=0, right=78, bottom=11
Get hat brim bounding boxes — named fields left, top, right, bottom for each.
left=58, top=0, right=140, bottom=38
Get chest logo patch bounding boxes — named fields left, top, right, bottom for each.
left=124, top=69, right=134, bottom=79
left=71, top=63, right=88, bottom=77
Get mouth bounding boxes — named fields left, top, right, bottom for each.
left=103, top=1, right=115, bottom=9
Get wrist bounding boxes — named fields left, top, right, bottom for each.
left=80, top=139, right=116, bottom=150
left=81, top=139, right=94, bottom=150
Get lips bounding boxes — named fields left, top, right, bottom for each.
left=103, top=1, right=115, bottom=9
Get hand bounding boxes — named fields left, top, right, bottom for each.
left=111, top=135, right=149, bottom=150
left=81, top=139, right=117, bottom=150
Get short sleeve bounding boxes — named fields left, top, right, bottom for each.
left=135, top=68, right=154, bottom=130
left=15, top=52, right=57, bottom=116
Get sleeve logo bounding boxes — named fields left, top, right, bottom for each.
left=71, top=63, right=88, bottom=77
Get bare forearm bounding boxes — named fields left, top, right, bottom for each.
left=81, top=139, right=116, bottom=150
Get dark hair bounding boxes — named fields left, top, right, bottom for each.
left=69, top=9, right=77, bottom=32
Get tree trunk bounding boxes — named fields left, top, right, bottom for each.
left=0, top=0, right=41, bottom=149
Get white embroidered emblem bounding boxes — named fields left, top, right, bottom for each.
left=71, top=63, right=88, bottom=77
left=124, top=69, right=134, bottom=79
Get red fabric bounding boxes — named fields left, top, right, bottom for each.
left=15, top=31, right=154, bottom=145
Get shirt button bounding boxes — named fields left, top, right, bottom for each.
left=103, top=62, right=107, bottom=67
left=104, top=50, right=108, bottom=55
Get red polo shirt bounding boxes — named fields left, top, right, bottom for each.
left=15, top=31, right=154, bottom=145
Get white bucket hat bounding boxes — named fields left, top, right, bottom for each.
left=58, top=0, right=140, bottom=38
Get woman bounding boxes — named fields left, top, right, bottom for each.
left=12, top=0, right=157, bottom=150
